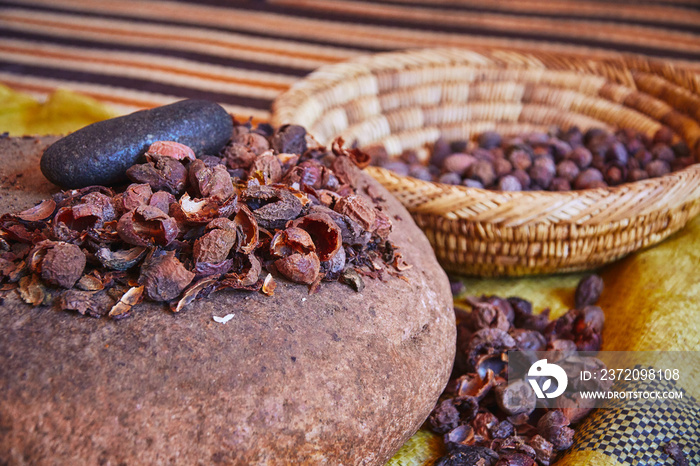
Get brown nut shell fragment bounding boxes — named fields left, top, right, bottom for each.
left=0, top=216, right=44, bottom=244
left=148, top=191, right=176, bottom=215
left=250, top=152, right=283, bottom=184
left=232, top=206, right=259, bottom=254
left=270, top=227, right=315, bottom=257
left=18, top=199, right=56, bottom=222
left=117, top=207, right=179, bottom=247
left=332, top=137, right=371, bottom=169
left=193, top=228, right=237, bottom=264
left=284, top=160, right=326, bottom=190
left=261, top=273, right=276, bottom=296
left=452, top=369, right=495, bottom=401
left=76, top=273, right=105, bottom=292
left=274, top=251, right=320, bottom=285
left=40, top=242, right=86, bottom=288
left=126, top=154, right=188, bottom=195
left=146, top=141, right=196, bottom=162
left=309, top=205, right=369, bottom=246
left=171, top=276, right=219, bottom=313
left=331, top=155, right=359, bottom=187
left=205, top=217, right=237, bottom=232
left=315, top=189, right=341, bottom=208
left=224, top=253, right=262, bottom=287
left=59, top=289, right=112, bottom=317
left=189, top=159, right=235, bottom=201
left=139, top=251, right=195, bottom=302
left=175, top=193, right=237, bottom=225
left=334, top=195, right=376, bottom=231
left=245, top=185, right=303, bottom=231
left=234, top=131, right=270, bottom=156
left=19, top=274, right=47, bottom=306
left=495, top=380, right=536, bottom=416
left=117, top=183, right=153, bottom=212
left=52, top=207, right=96, bottom=241
left=223, top=143, right=257, bottom=169
left=322, top=245, right=346, bottom=276
left=27, top=240, right=55, bottom=274
left=109, top=285, right=145, bottom=319
left=372, top=210, right=392, bottom=240
left=193, top=259, right=233, bottom=277
left=95, top=246, right=147, bottom=271
left=77, top=192, right=117, bottom=223
left=289, top=213, right=342, bottom=262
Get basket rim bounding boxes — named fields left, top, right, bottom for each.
left=273, top=46, right=700, bottom=209
left=272, top=46, right=700, bottom=115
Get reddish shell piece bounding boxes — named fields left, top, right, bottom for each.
left=176, top=193, right=237, bottom=225
left=205, top=218, right=237, bottom=233
left=71, top=202, right=105, bottom=224
left=224, top=253, right=262, bottom=287
left=189, top=159, right=235, bottom=201
left=332, top=138, right=371, bottom=169
left=146, top=141, right=196, bottom=162
left=372, top=210, right=393, bottom=240
left=139, top=251, right=195, bottom=302
left=148, top=191, right=176, bottom=215
left=270, top=227, right=315, bottom=257
left=250, top=152, right=283, bottom=184
left=193, top=258, right=233, bottom=277
left=26, top=240, right=55, bottom=273
left=289, top=213, right=342, bottom=262
left=95, top=246, right=147, bottom=271
left=58, top=289, right=99, bottom=316
left=18, top=274, right=45, bottom=306
left=232, top=206, right=259, bottom=254
left=171, top=276, right=219, bottom=313
left=334, top=195, right=377, bottom=231
left=274, top=251, right=320, bottom=285
left=79, top=192, right=117, bottom=222
left=17, top=199, right=56, bottom=222
left=40, top=242, right=86, bottom=288
left=193, top=229, right=237, bottom=264
left=53, top=207, right=96, bottom=241
left=116, top=208, right=179, bottom=247
left=126, top=155, right=188, bottom=195
left=118, top=183, right=153, bottom=212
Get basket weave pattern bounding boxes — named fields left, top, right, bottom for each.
left=273, top=48, right=700, bottom=276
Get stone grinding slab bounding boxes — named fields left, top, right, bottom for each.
left=0, top=136, right=455, bottom=466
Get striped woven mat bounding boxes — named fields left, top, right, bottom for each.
left=1, top=0, right=700, bottom=120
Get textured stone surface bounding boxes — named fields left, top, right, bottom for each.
left=0, top=137, right=455, bottom=466
left=40, top=100, right=232, bottom=188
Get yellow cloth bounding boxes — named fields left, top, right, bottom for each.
left=390, top=213, right=700, bottom=465
left=0, top=85, right=116, bottom=136
left=3, top=85, right=697, bottom=466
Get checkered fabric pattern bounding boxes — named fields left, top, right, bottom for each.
left=569, top=367, right=699, bottom=465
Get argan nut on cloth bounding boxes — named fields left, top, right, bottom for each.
left=0, top=130, right=455, bottom=465
left=40, top=99, right=233, bottom=188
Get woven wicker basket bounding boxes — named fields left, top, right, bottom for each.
left=272, top=48, right=700, bottom=276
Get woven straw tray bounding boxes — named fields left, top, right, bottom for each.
left=272, top=48, right=700, bottom=276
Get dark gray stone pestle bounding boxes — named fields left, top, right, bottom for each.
left=40, top=99, right=233, bottom=189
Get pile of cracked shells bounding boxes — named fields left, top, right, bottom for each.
left=0, top=122, right=410, bottom=319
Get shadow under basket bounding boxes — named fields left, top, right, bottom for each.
left=272, top=48, right=700, bottom=276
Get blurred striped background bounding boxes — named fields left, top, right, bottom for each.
left=1, top=0, right=699, bottom=121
